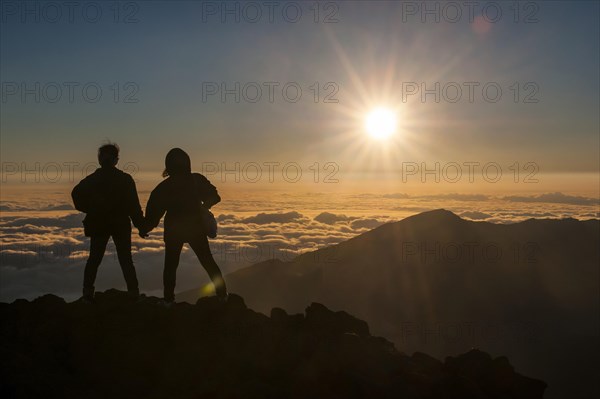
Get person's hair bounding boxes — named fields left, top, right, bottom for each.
left=163, top=148, right=191, bottom=178
left=98, top=142, right=119, bottom=167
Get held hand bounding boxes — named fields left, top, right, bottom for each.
left=138, top=222, right=151, bottom=239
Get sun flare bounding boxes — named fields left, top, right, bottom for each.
left=365, top=107, right=397, bottom=140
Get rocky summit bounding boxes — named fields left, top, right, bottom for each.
left=0, top=290, right=546, bottom=399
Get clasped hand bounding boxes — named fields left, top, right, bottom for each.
left=138, top=220, right=151, bottom=239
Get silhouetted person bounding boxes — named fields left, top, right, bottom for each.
left=144, top=148, right=227, bottom=305
left=71, top=143, right=146, bottom=302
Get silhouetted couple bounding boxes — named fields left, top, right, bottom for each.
left=72, top=144, right=227, bottom=305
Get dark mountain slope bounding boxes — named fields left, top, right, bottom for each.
left=178, top=210, right=599, bottom=398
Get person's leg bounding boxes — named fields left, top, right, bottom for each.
left=189, top=236, right=227, bottom=298
left=163, top=240, right=184, bottom=302
left=112, top=229, right=139, bottom=296
left=83, top=234, right=110, bottom=299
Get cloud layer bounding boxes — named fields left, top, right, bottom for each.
left=1, top=191, right=598, bottom=302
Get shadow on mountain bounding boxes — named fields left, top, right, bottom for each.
left=178, top=209, right=599, bottom=399
left=1, top=290, right=545, bottom=399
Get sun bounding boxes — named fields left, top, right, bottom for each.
left=365, top=107, right=397, bottom=140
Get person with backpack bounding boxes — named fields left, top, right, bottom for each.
left=71, top=143, right=148, bottom=303
left=143, top=148, right=227, bottom=306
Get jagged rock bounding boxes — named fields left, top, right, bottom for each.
left=445, top=349, right=547, bottom=398
left=0, top=290, right=546, bottom=399
left=32, top=294, right=66, bottom=306
left=305, top=302, right=370, bottom=337
left=411, top=352, right=444, bottom=380
left=270, top=306, right=288, bottom=321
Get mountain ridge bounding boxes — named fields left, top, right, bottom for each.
left=177, top=209, right=598, bottom=398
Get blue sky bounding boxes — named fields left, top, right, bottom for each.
left=1, top=1, right=599, bottom=177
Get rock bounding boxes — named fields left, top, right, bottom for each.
left=305, top=302, right=370, bottom=337
left=226, top=293, right=247, bottom=310
left=412, top=352, right=444, bottom=379
left=32, top=294, right=65, bottom=306
left=270, top=307, right=288, bottom=323
left=444, top=349, right=547, bottom=399
left=0, top=291, right=546, bottom=399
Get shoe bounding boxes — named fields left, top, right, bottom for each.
left=82, top=287, right=95, bottom=301
left=217, top=293, right=229, bottom=303
left=127, top=290, right=144, bottom=302
left=135, top=293, right=147, bottom=303
left=80, top=295, right=95, bottom=304
left=159, top=299, right=174, bottom=309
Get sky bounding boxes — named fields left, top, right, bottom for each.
left=1, top=1, right=599, bottom=301
left=2, top=1, right=599, bottom=175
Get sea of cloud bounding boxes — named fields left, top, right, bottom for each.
left=1, top=190, right=598, bottom=302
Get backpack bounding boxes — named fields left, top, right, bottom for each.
left=202, top=208, right=218, bottom=239
left=192, top=175, right=218, bottom=239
